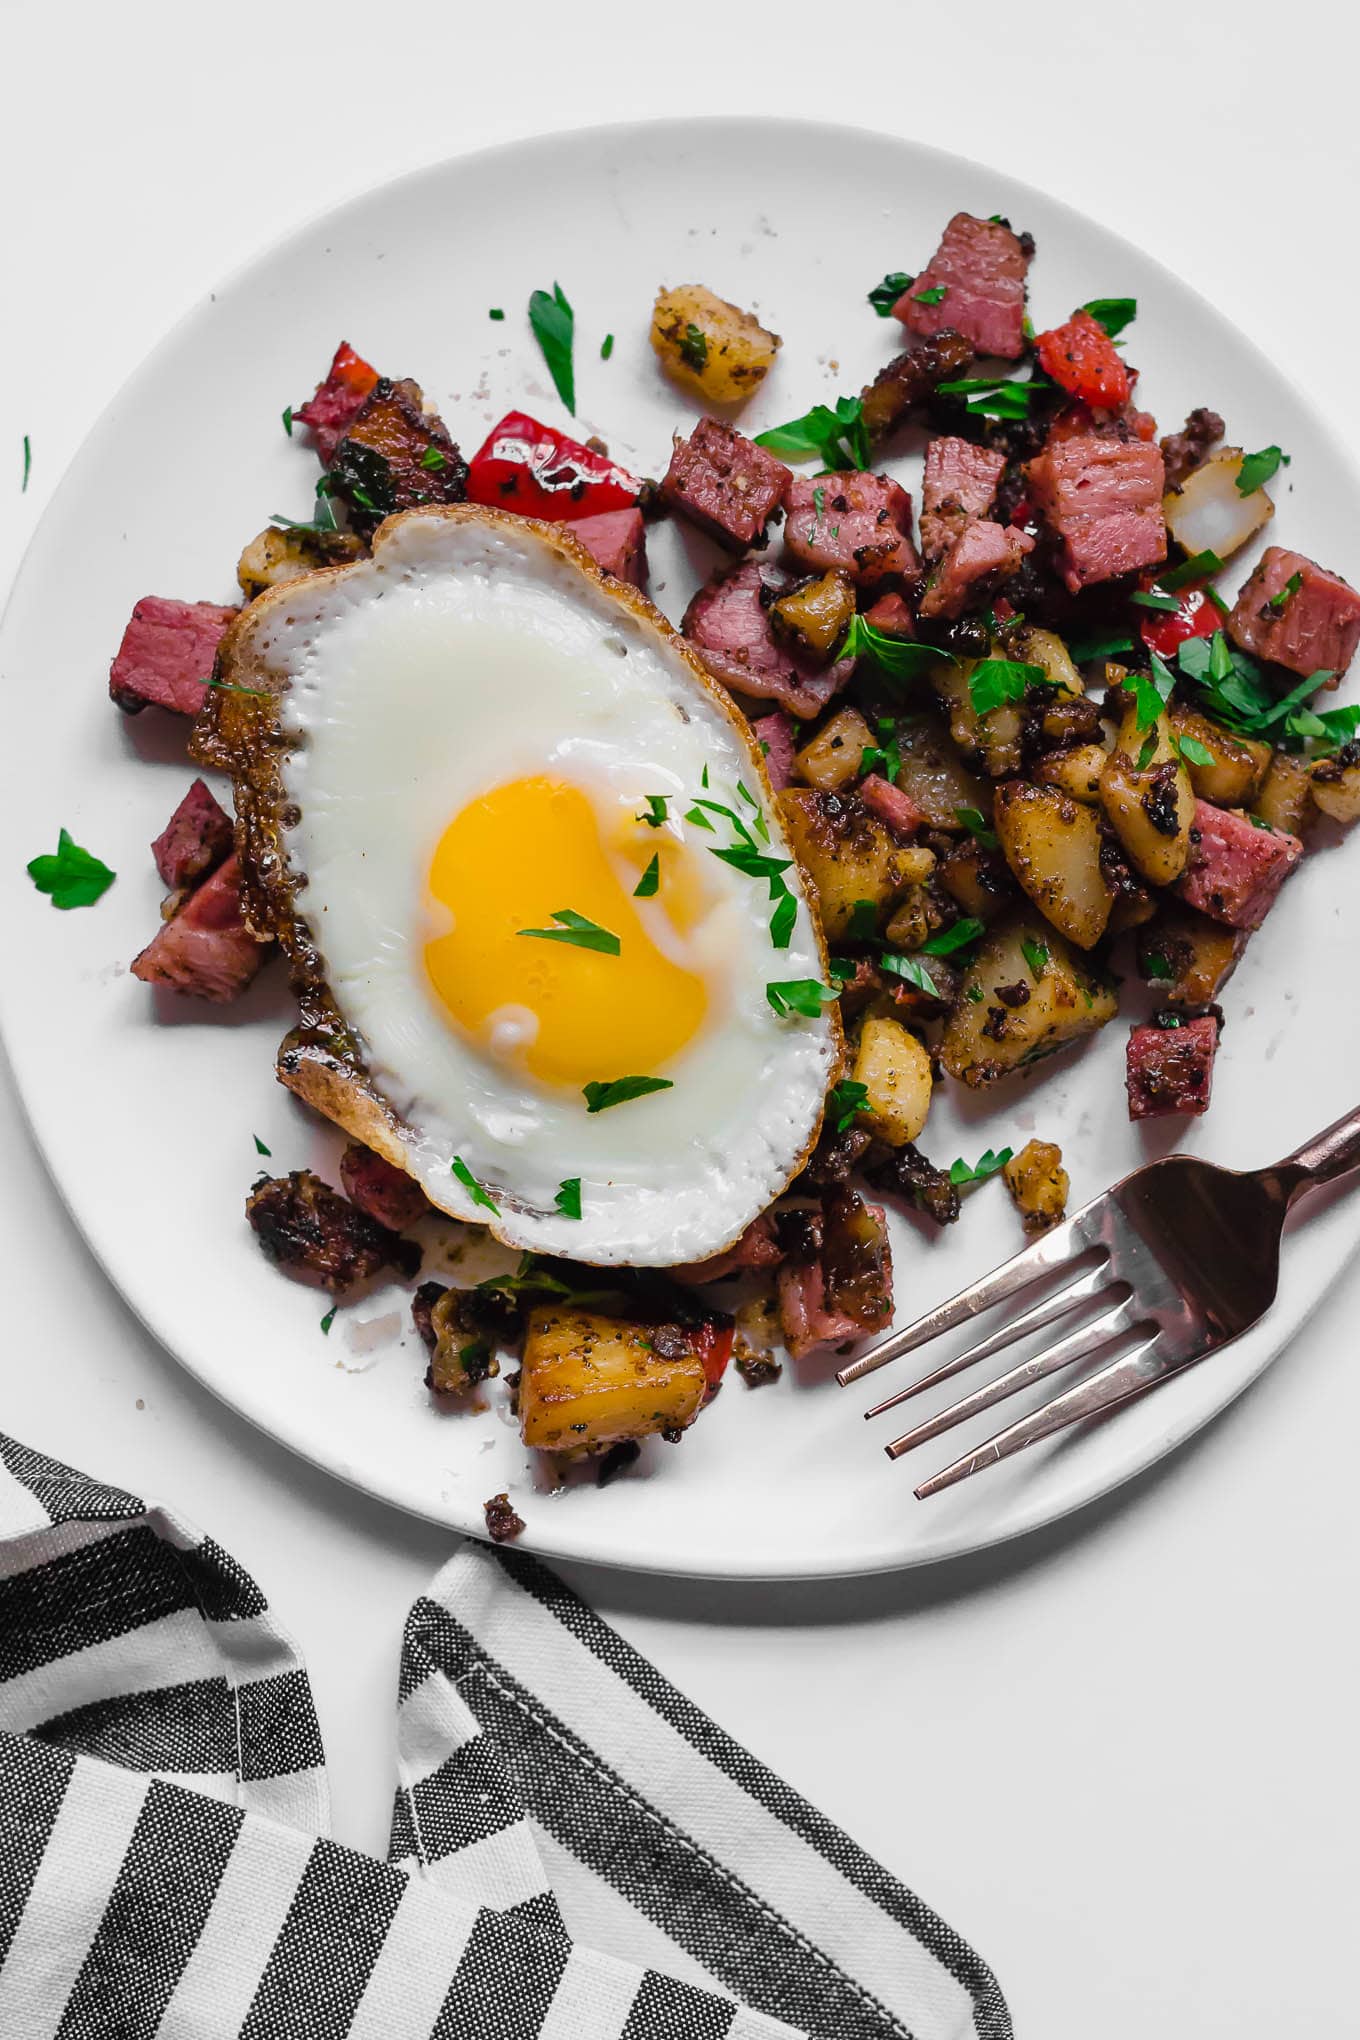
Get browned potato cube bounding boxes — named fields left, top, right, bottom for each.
left=1003, top=1139, right=1069, bottom=1236
left=1309, top=749, right=1360, bottom=823
left=1137, top=907, right=1246, bottom=1007
left=237, top=523, right=364, bottom=599
left=651, top=284, right=780, bottom=405
left=894, top=717, right=990, bottom=831
left=940, top=916, right=1118, bottom=1086
left=939, top=837, right=1016, bottom=922
left=1033, top=742, right=1108, bottom=804
left=883, top=883, right=934, bottom=951
left=778, top=787, right=914, bottom=938
left=994, top=780, right=1114, bottom=949
left=1254, top=753, right=1312, bottom=836
left=933, top=660, right=1023, bottom=778
left=770, top=572, right=855, bottom=661
left=1168, top=706, right=1271, bottom=807
left=851, top=1014, right=933, bottom=1146
left=794, top=708, right=873, bottom=792
left=1099, top=704, right=1195, bottom=888
left=519, top=1309, right=706, bottom=1453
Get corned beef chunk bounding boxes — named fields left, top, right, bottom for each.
left=1227, top=545, right=1360, bottom=679
left=920, top=437, right=1007, bottom=562
left=918, top=519, right=1034, bottom=621
left=1160, top=407, right=1225, bottom=492
left=750, top=710, right=797, bottom=789
left=895, top=213, right=1032, bottom=360
left=864, top=1143, right=962, bottom=1228
left=1025, top=434, right=1166, bottom=592
left=782, top=473, right=918, bottom=583
left=860, top=330, right=975, bottom=442
left=682, top=557, right=855, bottom=716
left=859, top=774, right=923, bottom=838
left=670, top=1211, right=786, bottom=1286
left=326, top=378, right=467, bottom=533
left=1176, top=800, right=1302, bottom=930
left=860, top=590, right=915, bottom=637
left=659, top=418, right=792, bottom=550
left=294, top=342, right=380, bottom=465
left=1126, top=1014, right=1220, bottom=1119
left=339, top=1143, right=430, bottom=1232
left=568, top=507, right=646, bottom=586
left=246, top=1169, right=420, bottom=1292
left=151, top=779, right=233, bottom=892
left=109, top=597, right=238, bottom=717
left=776, top=1187, right=893, bottom=1358
left=483, top=1494, right=526, bottom=1544
left=130, top=854, right=268, bottom=1002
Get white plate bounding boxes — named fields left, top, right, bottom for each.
left=1, top=118, right=1355, bottom=1578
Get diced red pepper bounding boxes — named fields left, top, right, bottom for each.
left=1035, top=310, right=1132, bottom=411
left=466, top=411, right=641, bottom=521
left=690, top=1319, right=734, bottom=1388
left=1139, top=584, right=1221, bottom=657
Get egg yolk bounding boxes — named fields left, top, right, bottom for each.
left=424, top=776, right=709, bottom=1088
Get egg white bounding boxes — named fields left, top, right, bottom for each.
left=260, top=512, right=835, bottom=1264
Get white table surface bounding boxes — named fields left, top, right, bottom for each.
left=3, top=3, right=1357, bottom=2032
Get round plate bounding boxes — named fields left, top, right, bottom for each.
left=2, top=118, right=1355, bottom=1578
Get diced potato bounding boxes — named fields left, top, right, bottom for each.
left=883, top=883, right=934, bottom=950
left=794, top=707, right=873, bottom=792
left=1033, top=742, right=1108, bottom=804
left=1309, top=751, right=1360, bottom=824
left=426, top=1289, right=500, bottom=1396
left=770, top=572, right=855, bottom=661
left=1169, top=705, right=1271, bottom=807
left=993, top=780, right=1114, bottom=949
left=1163, top=446, right=1274, bottom=561
left=1010, top=626, right=1085, bottom=700
left=236, top=522, right=364, bottom=599
left=1107, top=885, right=1158, bottom=935
left=940, top=916, right=1118, bottom=1086
left=650, top=284, right=780, bottom=405
left=938, top=836, right=1015, bottom=921
left=894, top=717, right=990, bottom=830
left=520, top=1308, right=706, bottom=1453
left=851, top=1014, right=933, bottom=1146
left=1254, top=752, right=1312, bottom=836
left=1003, top=1139, right=1069, bottom=1237
left=1099, top=704, right=1195, bottom=887
left=933, top=660, right=1023, bottom=777
left=1137, top=906, right=1246, bottom=1007
left=778, top=786, right=914, bottom=937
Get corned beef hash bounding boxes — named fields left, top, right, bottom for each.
left=51, top=210, right=1360, bottom=1513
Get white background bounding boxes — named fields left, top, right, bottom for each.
left=2, top=2, right=1357, bottom=2033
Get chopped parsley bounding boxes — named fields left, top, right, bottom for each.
left=489, top=307, right=505, bottom=320
left=637, top=794, right=669, bottom=828
left=769, top=891, right=797, bottom=949
left=755, top=395, right=869, bottom=471
left=766, top=979, right=839, bottom=1018
left=1268, top=571, right=1303, bottom=613
left=841, top=613, right=955, bottom=682
left=419, top=445, right=448, bottom=471
left=554, top=1178, right=583, bottom=1221
left=847, top=897, right=880, bottom=942
left=1236, top=445, right=1289, bottom=496
left=709, top=843, right=792, bottom=887
left=1129, top=588, right=1181, bottom=613
left=253, top=1134, right=272, bottom=1156
left=1068, top=633, right=1135, bottom=664
left=685, top=804, right=715, bottom=831
left=827, top=1079, right=870, bottom=1131
left=920, top=917, right=985, bottom=956
left=1160, top=548, right=1226, bottom=592
left=955, top=806, right=999, bottom=848
left=27, top=829, right=115, bottom=910
left=583, top=1075, right=674, bottom=1112
left=601, top=333, right=614, bottom=359
left=868, top=271, right=913, bottom=315
left=1020, top=937, right=1049, bottom=977
left=1136, top=730, right=1158, bottom=771
left=204, top=675, right=269, bottom=700
left=936, top=371, right=1051, bottom=420
left=1081, top=297, right=1137, bottom=338
left=948, top=1147, right=1014, bottom=1188
left=282, top=406, right=293, bottom=437
left=1144, top=951, right=1174, bottom=981
left=968, top=658, right=1050, bottom=717
left=678, top=324, right=709, bottom=371
left=516, top=908, right=620, bottom=955
left=860, top=738, right=901, bottom=784
left=966, top=983, right=985, bottom=1003
left=634, top=855, right=660, bottom=898
left=877, top=954, right=940, bottom=995
left=913, top=284, right=947, bottom=306
left=1174, top=732, right=1215, bottom=768
left=1119, top=651, right=1177, bottom=731
left=528, top=281, right=576, bottom=413
left=451, top=1155, right=500, bottom=1215
left=319, top=1306, right=337, bottom=1336
left=22, top=434, right=31, bottom=491
left=1176, top=631, right=1344, bottom=748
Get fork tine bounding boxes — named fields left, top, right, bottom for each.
left=884, top=1293, right=1141, bottom=1459
left=863, top=1262, right=1119, bottom=1421
left=912, top=1328, right=1198, bottom=1499
left=837, top=1206, right=1105, bottom=1387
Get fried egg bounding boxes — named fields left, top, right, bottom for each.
left=227, top=509, right=837, bottom=1264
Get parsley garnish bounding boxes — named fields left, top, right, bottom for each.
left=1119, top=651, right=1177, bottom=731
left=1020, top=938, right=1048, bottom=977
left=936, top=372, right=1051, bottom=420
left=1144, top=951, right=1174, bottom=981
left=451, top=1156, right=500, bottom=1215
left=966, top=983, right=985, bottom=1003
left=847, top=897, right=880, bottom=941
left=709, top=844, right=792, bottom=886
left=21, top=434, right=32, bottom=491
left=489, top=307, right=505, bottom=320
left=282, top=406, right=293, bottom=437
left=1129, top=588, right=1181, bottom=613
left=1081, top=297, right=1136, bottom=338
left=1137, top=731, right=1158, bottom=771
left=637, top=795, right=669, bottom=828
left=1174, top=732, right=1215, bottom=768
left=554, top=1178, right=582, bottom=1220
left=755, top=395, right=869, bottom=471
left=968, top=658, right=1050, bottom=717
left=1177, top=631, right=1341, bottom=747
left=685, top=804, right=715, bottom=831
left=769, top=892, right=797, bottom=949
left=204, top=675, right=269, bottom=700
left=320, top=1306, right=337, bottom=1335
left=517, top=908, right=620, bottom=956
left=766, top=979, right=839, bottom=1018
left=827, top=1079, right=870, bottom=1131
left=913, top=284, right=947, bottom=306
left=1160, top=549, right=1226, bottom=592
left=529, top=281, right=576, bottom=413
left=634, top=855, right=659, bottom=898
left=678, top=324, right=708, bottom=371
left=1236, top=445, right=1288, bottom=495
left=949, top=1147, right=1014, bottom=1188
left=1068, top=634, right=1135, bottom=663
left=955, top=806, right=999, bottom=848
left=879, top=953, right=942, bottom=995
left=920, top=917, right=985, bottom=956
left=419, top=445, right=447, bottom=471
left=253, top=1134, right=271, bottom=1156
left=601, top=333, right=614, bottom=360
left=27, top=829, right=115, bottom=910
left=1268, top=571, right=1303, bottom=614
left=583, top=1076, right=674, bottom=1112
left=841, top=614, right=955, bottom=683
left=868, top=271, right=913, bottom=315
left=860, top=739, right=901, bottom=784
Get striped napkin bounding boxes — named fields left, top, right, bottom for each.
left=0, top=1432, right=1010, bottom=2038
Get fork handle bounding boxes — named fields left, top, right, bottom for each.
left=1272, top=1102, right=1360, bottom=1199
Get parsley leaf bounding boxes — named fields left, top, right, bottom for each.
left=253, top=1134, right=272, bottom=1156
left=1236, top=445, right=1289, bottom=496
left=554, top=1178, right=583, bottom=1220
left=1160, top=549, right=1226, bottom=592
left=878, top=953, right=941, bottom=995
left=517, top=908, right=620, bottom=955
left=955, top=806, right=999, bottom=848
left=1068, top=634, right=1135, bottom=663
left=755, top=395, right=869, bottom=470
left=949, top=1147, right=1014, bottom=1188
left=766, top=979, right=839, bottom=1018
left=1129, top=588, right=1181, bottom=613
left=1020, top=937, right=1048, bottom=977
left=920, top=917, right=985, bottom=956
left=489, top=307, right=505, bottom=320
left=419, top=445, right=447, bottom=472
left=847, top=897, right=880, bottom=942
left=1081, top=297, right=1137, bottom=338
left=319, top=1306, right=337, bottom=1335
left=827, top=1079, right=870, bottom=1131
left=282, top=406, right=293, bottom=437
left=769, top=891, right=797, bottom=949
left=1144, top=950, right=1174, bottom=981
left=842, top=613, right=954, bottom=683
left=583, top=1076, right=674, bottom=1112
left=451, top=1156, right=500, bottom=1215
left=860, top=740, right=901, bottom=784
left=913, top=284, right=947, bottom=306
left=600, top=333, right=614, bottom=360
left=709, top=844, right=792, bottom=889
left=1119, top=651, right=1177, bottom=731
left=936, top=372, right=1052, bottom=420
left=1137, top=731, right=1158, bottom=770
left=634, top=855, right=660, bottom=898
left=678, top=324, right=708, bottom=371
left=528, top=281, right=576, bottom=414
left=868, top=271, right=912, bottom=315
left=22, top=434, right=32, bottom=491
left=637, top=795, right=669, bottom=828
left=1268, top=570, right=1303, bottom=614
left=968, top=658, right=1050, bottom=717
left=1174, top=732, right=1215, bottom=768
left=27, top=828, right=116, bottom=910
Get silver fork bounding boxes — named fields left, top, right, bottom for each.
left=837, top=1106, right=1360, bottom=1499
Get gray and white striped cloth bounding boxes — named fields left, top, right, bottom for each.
left=0, top=1431, right=1011, bottom=2038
